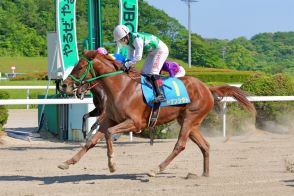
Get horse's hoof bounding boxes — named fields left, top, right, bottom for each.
left=147, top=167, right=160, bottom=177
left=58, top=163, right=69, bottom=170
left=185, top=172, right=198, bottom=179
left=202, top=172, right=209, bottom=177
left=147, top=170, right=156, bottom=177
left=108, top=163, right=117, bottom=173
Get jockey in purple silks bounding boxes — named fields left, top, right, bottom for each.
left=161, top=61, right=186, bottom=78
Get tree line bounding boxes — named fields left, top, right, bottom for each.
left=1, top=0, right=294, bottom=76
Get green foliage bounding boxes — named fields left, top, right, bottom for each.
left=1, top=1, right=294, bottom=76
left=250, top=32, right=294, bottom=74
left=187, top=71, right=253, bottom=83
left=0, top=0, right=54, bottom=56
left=242, top=73, right=294, bottom=131
left=0, top=91, right=9, bottom=131
left=225, top=39, right=255, bottom=70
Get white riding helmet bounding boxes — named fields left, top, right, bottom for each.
left=113, top=24, right=130, bottom=41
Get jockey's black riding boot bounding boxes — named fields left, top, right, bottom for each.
left=150, top=75, right=166, bottom=103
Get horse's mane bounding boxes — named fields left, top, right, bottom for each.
left=83, top=49, right=141, bottom=78
left=83, top=50, right=122, bottom=71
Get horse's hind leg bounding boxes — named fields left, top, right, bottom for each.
left=189, top=126, right=210, bottom=177
left=148, top=124, right=191, bottom=177
left=58, top=131, right=104, bottom=170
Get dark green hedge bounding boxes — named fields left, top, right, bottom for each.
left=0, top=91, right=9, bottom=131
left=10, top=71, right=48, bottom=81
left=186, top=71, right=254, bottom=83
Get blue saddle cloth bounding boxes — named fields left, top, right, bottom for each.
left=141, top=76, right=191, bottom=107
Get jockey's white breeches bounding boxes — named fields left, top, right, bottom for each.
left=141, top=41, right=169, bottom=75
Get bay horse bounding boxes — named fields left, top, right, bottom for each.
left=60, top=50, right=256, bottom=177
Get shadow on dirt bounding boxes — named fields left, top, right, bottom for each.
left=0, top=173, right=150, bottom=184
left=283, top=179, right=294, bottom=187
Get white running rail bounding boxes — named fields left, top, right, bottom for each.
left=0, top=86, right=56, bottom=109
left=0, top=98, right=93, bottom=105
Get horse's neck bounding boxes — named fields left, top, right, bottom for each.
left=92, top=60, right=140, bottom=100
left=102, top=73, right=138, bottom=99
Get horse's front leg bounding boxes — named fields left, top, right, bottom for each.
left=58, top=131, right=104, bottom=170
left=82, top=108, right=99, bottom=139
left=105, top=132, right=116, bottom=173
left=106, top=119, right=138, bottom=172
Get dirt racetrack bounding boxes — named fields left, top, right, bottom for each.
left=1, top=109, right=294, bottom=196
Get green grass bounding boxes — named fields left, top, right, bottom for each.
left=0, top=56, right=47, bottom=73
left=0, top=80, right=53, bottom=86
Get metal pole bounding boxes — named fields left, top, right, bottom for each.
left=88, top=0, right=94, bottom=49
left=93, top=0, right=103, bottom=49
left=188, top=1, right=191, bottom=68
left=97, top=0, right=103, bottom=48
left=181, top=0, right=198, bottom=68
left=129, top=132, right=133, bottom=142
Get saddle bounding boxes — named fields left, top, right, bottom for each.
left=141, top=75, right=191, bottom=145
left=141, top=76, right=190, bottom=107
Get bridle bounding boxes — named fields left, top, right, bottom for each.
left=69, top=56, right=124, bottom=99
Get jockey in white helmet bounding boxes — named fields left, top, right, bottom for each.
left=113, top=24, right=169, bottom=103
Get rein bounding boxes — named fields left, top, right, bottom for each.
left=69, top=57, right=124, bottom=85
left=84, top=70, right=124, bottom=83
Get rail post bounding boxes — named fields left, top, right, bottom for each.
left=26, top=88, right=30, bottom=109
left=222, top=101, right=227, bottom=137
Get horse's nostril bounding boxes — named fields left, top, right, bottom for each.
left=62, top=84, right=67, bottom=89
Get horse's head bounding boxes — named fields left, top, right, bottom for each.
left=62, top=50, right=123, bottom=97
left=62, top=50, right=99, bottom=96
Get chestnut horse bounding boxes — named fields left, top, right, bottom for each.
left=76, top=80, right=106, bottom=138
left=60, top=50, right=256, bottom=177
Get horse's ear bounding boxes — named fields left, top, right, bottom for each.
left=83, top=50, right=98, bottom=59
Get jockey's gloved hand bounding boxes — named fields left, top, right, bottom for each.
left=122, top=62, right=131, bottom=72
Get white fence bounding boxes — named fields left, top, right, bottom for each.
left=0, top=98, right=92, bottom=105
left=0, top=86, right=56, bottom=109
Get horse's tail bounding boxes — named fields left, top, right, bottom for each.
left=209, top=85, right=256, bottom=114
